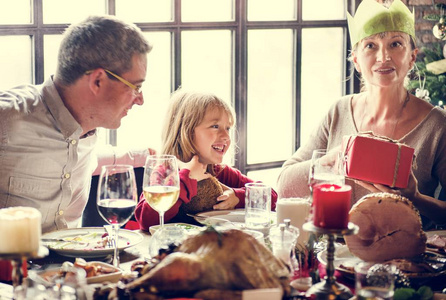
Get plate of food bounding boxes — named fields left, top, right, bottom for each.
left=317, top=244, right=361, bottom=279
left=318, top=244, right=446, bottom=281
left=426, top=230, right=446, bottom=254
left=41, top=227, right=143, bottom=258
left=149, top=223, right=201, bottom=235
left=29, top=258, right=122, bottom=285
left=194, top=209, right=276, bottom=226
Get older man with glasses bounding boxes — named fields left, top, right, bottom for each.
left=0, top=15, right=153, bottom=234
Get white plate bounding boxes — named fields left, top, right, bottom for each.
left=42, top=227, right=143, bottom=258
left=317, top=244, right=361, bottom=278
left=149, top=223, right=201, bottom=235
left=28, top=261, right=122, bottom=285
left=194, top=209, right=276, bottom=226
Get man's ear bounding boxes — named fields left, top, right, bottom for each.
left=87, top=70, right=103, bottom=95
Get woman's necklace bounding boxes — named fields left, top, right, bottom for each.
left=360, top=91, right=410, bottom=139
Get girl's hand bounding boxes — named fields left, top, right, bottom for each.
left=213, top=183, right=239, bottom=210
left=179, top=155, right=211, bottom=181
left=148, top=148, right=157, bottom=155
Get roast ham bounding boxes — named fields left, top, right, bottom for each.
left=344, top=193, right=426, bottom=262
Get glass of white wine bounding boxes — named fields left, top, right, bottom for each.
left=97, top=164, right=137, bottom=268
left=143, top=155, right=180, bottom=229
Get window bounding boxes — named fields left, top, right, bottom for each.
left=0, top=0, right=356, bottom=190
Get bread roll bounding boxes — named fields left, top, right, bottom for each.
left=344, top=193, right=426, bottom=262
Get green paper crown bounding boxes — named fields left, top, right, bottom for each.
left=347, top=0, right=415, bottom=47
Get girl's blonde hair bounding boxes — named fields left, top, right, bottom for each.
left=161, top=89, right=236, bottom=174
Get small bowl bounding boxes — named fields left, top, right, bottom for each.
left=241, top=229, right=265, bottom=245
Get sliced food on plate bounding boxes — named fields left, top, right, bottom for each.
left=29, top=258, right=122, bottom=286
left=426, top=231, right=446, bottom=253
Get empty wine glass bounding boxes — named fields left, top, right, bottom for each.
left=305, top=149, right=345, bottom=283
left=143, top=155, right=180, bottom=229
left=97, top=164, right=137, bottom=268
left=308, top=149, right=344, bottom=192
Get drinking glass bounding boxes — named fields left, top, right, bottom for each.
left=245, top=182, right=271, bottom=234
left=97, top=164, right=137, bottom=268
left=308, top=149, right=345, bottom=192
left=143, top=155, right=180, bottom=229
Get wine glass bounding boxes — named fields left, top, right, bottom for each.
left=143, top=155, right=180, bottom=229
left=97, top=164, right=137, bottom=268
left=308, top=149, right=344, bottom=192
left=304, top=149, right=345, bottom=281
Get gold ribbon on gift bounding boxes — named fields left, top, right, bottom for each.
left=343, top=131, right=415, bottom=188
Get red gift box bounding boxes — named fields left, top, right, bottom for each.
left=342, top=133, right=414, bottom=188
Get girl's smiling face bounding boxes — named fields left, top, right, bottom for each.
left=352, top=32, right=417, bottom=88
left=193, top=107, right=232, bottom=165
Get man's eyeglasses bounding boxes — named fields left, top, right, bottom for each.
left=85, top=69, right=142, bottom=95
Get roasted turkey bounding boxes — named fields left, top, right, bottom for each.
left=345, top=193, right=426, bottom=262
left=100, top=228, right=291, bottom=300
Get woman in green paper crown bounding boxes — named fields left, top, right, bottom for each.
left=277, top=0, right=446, bottom=229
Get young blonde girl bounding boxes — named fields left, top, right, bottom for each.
left=135, top=90, right=277, bottom=230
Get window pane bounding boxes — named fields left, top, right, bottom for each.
left=247, top=167, right=282, bottom=192
left=182, top=0, right=233, bottom=22
left=0, top=36, right=32, bottom=89
left=117, top=32, right=172, bottom=151
left=302, top=0, right=345, bottom=20
left=44, top=35, right=63, bottom=79
left=0, top=0, right=32, bottom=24
left=42, top=0, right=107, bottom=24
left=181, top=30, right=232, bottom=105
left=301, top=28, right=344, bottom=145
left=247, top=29, right=293, bottom=164
left=116, top=0, right=172, bottom=23
left=248, top=0, right=296, bottom=21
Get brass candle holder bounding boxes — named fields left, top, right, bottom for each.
left=303, top=222, right=358, bottom=300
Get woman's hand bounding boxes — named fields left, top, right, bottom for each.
left=179, top=155, right=211, bottom=181
left=319, top=146, right=342, bottom=168
left=355, top=171, right=420, bottom=200
left=213, top=183, right=239, bottom=210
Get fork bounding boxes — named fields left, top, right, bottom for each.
left=104, top=225, right=116, bottom=248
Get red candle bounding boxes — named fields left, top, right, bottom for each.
left=313, top=183, right=351, bottom=229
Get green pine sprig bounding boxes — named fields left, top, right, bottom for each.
left=394, top=286, right=434, bottom=300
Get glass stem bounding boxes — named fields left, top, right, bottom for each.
left=112, top=224, right=120, bottom=268
left=159, top=212, right=165, bottom=228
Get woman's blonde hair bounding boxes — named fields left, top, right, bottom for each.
left=161, top=89, right=236, bottom=174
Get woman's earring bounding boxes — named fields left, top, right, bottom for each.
left=414, top=64, right=431, bottom=101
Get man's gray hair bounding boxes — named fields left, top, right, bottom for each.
left=56, top=15, right=152, bottom=85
